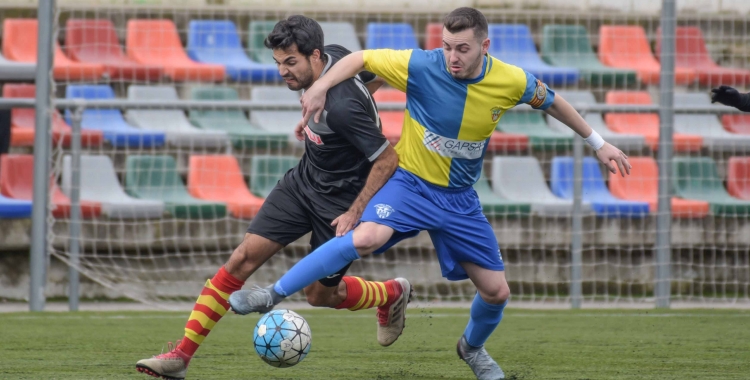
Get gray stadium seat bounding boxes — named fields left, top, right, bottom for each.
left=0, top=52, right=36, bottom=80
left=62, top=155, right=164, bottom=219
left=320, top=22, right=362, bottom=52
left=125, top=85, right=229, bottom=148
left=250, top=86, right=304, bottom=140
left=673, top=92, right=750, bottom=150
left=549, top=90, right=645, bottom=150
left=491, top=156, right=591, bottom=215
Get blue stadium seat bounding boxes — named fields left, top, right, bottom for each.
left=65, top=85, right=165, bottom=148
left=0, top=193, right=32, bottom=218
left=366, top=23, right=419, bottom=50
left=488, top=24, right=579, bottom=87
left=187, top=20, right=280, bottom=82
left=551, top=157, right=649, bottom=218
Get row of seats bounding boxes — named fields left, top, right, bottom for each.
left=2, top=18, right=746, bottom=86
left=3, top=153, right=750, bottom=220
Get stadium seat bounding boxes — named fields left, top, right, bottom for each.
left=474, top=171, right=531, bottom=215
left=187, top=155, right=263, bottom=219
left=728, top=157, right=750, bottom=200
left=672, top=93, right=750, bottom=150
left=547, top=91, right=645, bottom=150
left=604, top=91, right=702, bottom=151
left=248, top=21, right=277, bottom=64
left=249, top=86, right=305, bottom=140
left=65, top=19, right=163, bottom=81
left=0, top=154, right=101, bottom=219
left=491, top=156, right=591, bottom=215
left=125, top=155, right=226, bottom=219
left=656, top=27, right=750, bottom=87
left=424, top=23, right=442, bottom=50
left=4, top=84, right=103, bottom=147
left=551, top=157, right=650, bottom=218
left=0, top=193, right=32, bottom=219
left=496, top=106, right=572, bottom=151
left=608, top=156, right=709, bottom=218
left=0, top=52, right=35, bottom=81
left=126, top=85, right=229, bottom=148
left=126, top=19, right=226, bottom=82
left=598, top=25, right=696, bottom=85
left=2, top=18, right=104, bottom=81
left=187, top=20, right=279, bottom=82
left=722, top=114, right=750, bottom=135
left=65, top=85, right=165, bottom=148
left=540, top=25, right=637, bottom=87
left=250, top=155, right=299, bottom=198
left=673, top=156, right=750, bottom=215
left=62, top=155, right=164, bottom=219
left=320, top=22, right=362, bottom=52
left=366, top=23, right=420, bottom=50
left=488, top=24, right=579, bottom=87
left=189, top=86, right=288, bottom=149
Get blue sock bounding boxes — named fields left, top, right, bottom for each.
left=273, top=231, right=360, bottom=297
left=463, top=293, right=507, bottom=348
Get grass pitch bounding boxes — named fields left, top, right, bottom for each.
left=1, top=308, right=748, bottom=379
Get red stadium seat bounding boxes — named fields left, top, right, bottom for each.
left=656, top=27, right=750, bottom=87
left=425, top=23, right=443, bottom=50
left=605, top=91, right=702, bottom=152
left=187, top=155, right=263, bottom=219
left=0, top=154, right=101, bottom=219
left=599, top=25, right=696, bottom=85
left=126, top=19, right=225, bottom=82
left=722, top=114, right=750, bottom=135
left=65, top=19, right=163, bottom=81
left=3, top=84, right=103, bottom=147
left=727, top=157, right=750, bottom=200
left=609, top=156, right=709, bottom=217
left=2, top=18, right=105, bottom=81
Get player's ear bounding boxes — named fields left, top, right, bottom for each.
left=311, top=49, right=322, bottom=62
left=481, top=38, right=490, bottom=55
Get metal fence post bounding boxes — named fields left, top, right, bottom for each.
left=571, top=120, right=585, bottom=309
left=68, top=107, right=84, bottom=312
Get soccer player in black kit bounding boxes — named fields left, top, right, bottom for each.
left=136, top=15, right=411, bottom=380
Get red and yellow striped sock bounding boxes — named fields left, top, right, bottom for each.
left=335, top=276, right=399, bottom=311
left=177, top=266, right=244, bottom=357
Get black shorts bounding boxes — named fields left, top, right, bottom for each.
left=246, top=177, right=352, bottom=287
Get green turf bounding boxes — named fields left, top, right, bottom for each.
left=2, top=308, right=749, bottom=379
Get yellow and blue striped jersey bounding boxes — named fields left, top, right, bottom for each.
left=363, top=48, right=556, bottom=188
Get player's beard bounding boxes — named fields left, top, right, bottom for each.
left=457, top=54, right=483, bottom=79
left=285, top=59, right=315, bottom=91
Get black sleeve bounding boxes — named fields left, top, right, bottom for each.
left=326, top=100, right=389, bottom=162
left=358, top=70, right=377, bottom=84
left=740, top=92, right=750, bottom=112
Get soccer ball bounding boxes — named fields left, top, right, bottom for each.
left=253, top=309, right=312, bottom=368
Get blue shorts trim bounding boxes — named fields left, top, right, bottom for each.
left=362, top=168, right=504, bottom=281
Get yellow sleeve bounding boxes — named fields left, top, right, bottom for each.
left=362, top=49, right=412, bottom=92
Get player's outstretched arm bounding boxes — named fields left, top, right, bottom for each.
left=545, top=95, right=632, bottom=177
left=711, top=85, right=750, bottom=112
left=302, top=51, right=366, bottom=123
left=332, top=145, right=398, bottom=236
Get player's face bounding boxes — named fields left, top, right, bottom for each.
left=273, top=44, right=318, bottom=91
left=442, top=28, right=490, bottom=79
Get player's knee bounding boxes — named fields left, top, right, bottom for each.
left=352, top=223, right=391, bottom=255
left=481, top=286, right=510, bottom=305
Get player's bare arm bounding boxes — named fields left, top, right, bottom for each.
left=545, top=95, right=632, bottom=177
left=332, top=145, right=398, bottom=236
left=365, top=76, right=386, bottom=95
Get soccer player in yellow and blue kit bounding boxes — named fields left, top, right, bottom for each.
left=230, top=7, right=632, bottom=380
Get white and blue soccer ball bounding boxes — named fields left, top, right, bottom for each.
left=253, top=309, right=312, bottom=368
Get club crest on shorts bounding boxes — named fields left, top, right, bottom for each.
left=374, top=204, right=394, bottom=219
left=491, top=107, right=502, bottom=122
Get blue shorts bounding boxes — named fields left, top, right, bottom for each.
left=361, top=168, right=505, bottom=281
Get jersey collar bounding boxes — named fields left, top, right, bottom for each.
left=446, top=53, right=490, bottom=85
left=319, top=53, right=334, bottom=77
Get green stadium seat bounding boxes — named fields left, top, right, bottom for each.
left=248, top=21, right=277, bottom=64
left=496, top=107, right=573, bottom=151
left=125, top=155, right=227, bottom=219
left=189, top=86, right=288, bottom=149
left=673, top=156, right=750, bottom=216
left=250, top=155, right=299, bottom=198
left=541, top=25, right=637, bottom=87
left=474, top=171, right=531, bottom=216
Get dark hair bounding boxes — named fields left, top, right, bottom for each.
left=264, top=15, right=324, bottom=57
left=443, top=7, right=488, bottom=40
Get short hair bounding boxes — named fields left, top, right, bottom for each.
left=264, top=15, right=324, bottom=57
left=443, top=7, right=488, bottom=41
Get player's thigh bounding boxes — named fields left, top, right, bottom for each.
left=461, top=261, right=510, bottom=305
left=246, top=182, right=313, bottom=247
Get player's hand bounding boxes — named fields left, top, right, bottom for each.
left=331, top=209, right=361, bottom=237
left=294, top=119, right=306, bottom=141
left=299, top=80, right=328, bottom=127
left=595, top=142, right=631, bottom=177
left=711, top=85, right=742, bottom=107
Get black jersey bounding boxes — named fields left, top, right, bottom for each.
left=284, top=44, right=389, bottom=211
